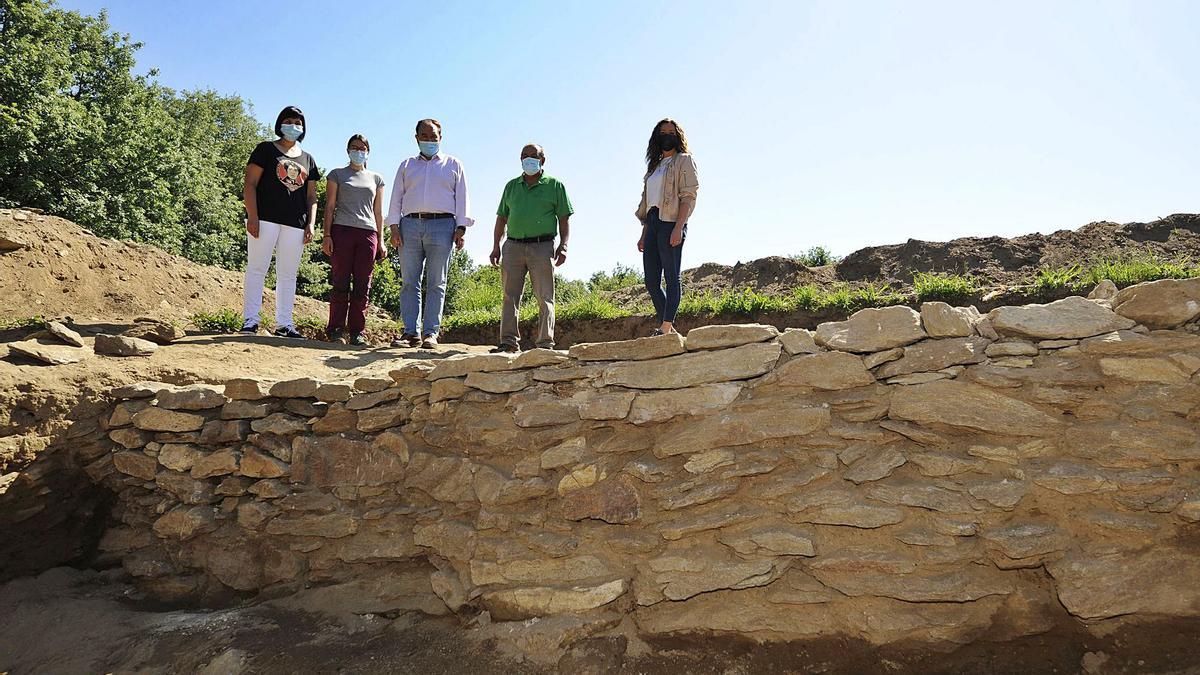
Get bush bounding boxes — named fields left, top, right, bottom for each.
left=791, top=246, right=839, bottom=267
left=588, top=263, right=642, bottom=292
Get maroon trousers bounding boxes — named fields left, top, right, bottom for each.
left=327, top=224, right=378, bottom=334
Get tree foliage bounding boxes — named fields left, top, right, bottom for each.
left=0, top=0, right=268, bottom=269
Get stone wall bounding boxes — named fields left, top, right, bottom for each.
left=81, top=278, right=1200, bottom=646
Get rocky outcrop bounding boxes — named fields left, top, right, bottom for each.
left=70, top=288, right=1200, bottom=649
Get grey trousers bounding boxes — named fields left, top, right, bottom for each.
left=500, top=239, right=555, bottom=348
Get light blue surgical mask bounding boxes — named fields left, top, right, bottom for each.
left=348, top=150, right=368, bottom=166
left=418, top=140, right=440, bottom=157
left=521, top=157, right=542, bottom=176
left=280, top=123, right=303, bottom=141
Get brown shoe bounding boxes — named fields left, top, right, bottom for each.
left=490, top=343, right=519, bottom=354
left=421, top=334, right=439, bottom=349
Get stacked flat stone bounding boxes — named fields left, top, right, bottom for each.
left=85, top=277, right=1200, bottom=646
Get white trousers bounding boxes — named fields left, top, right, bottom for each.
left=242, top=219, right=305, bottom=328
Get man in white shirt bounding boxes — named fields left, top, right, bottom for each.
left=387, top=118, right=472, bottom=349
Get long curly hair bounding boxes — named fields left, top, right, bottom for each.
left=644, top=118, right=689, bottom=176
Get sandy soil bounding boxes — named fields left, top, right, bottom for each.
left=3, top=568, right=1200, bottom=675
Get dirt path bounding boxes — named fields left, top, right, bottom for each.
left=4, top=568, right=1200, bottom=675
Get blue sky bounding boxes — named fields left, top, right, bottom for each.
left=63, top=0, right=1200, bottom=279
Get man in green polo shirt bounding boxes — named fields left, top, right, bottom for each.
left=488, top=143, right=573, bottom=352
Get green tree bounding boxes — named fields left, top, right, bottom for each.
left=0, top=0, right=268, bottom=271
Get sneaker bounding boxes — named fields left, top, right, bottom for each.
left=649, top=328, right=664, bottom=337
left=490, top=343, right=519, bottom=354
left=390, top=333, right=420, bottom=348
left=240, top=320, right=259, bottom=334
left=273, top=325, right=302, bottom=339
left=348, top=333, right=368, bottom=347
left=327, top=327, right=345, bottom=343
left=421, top=334, right=439, bottom=349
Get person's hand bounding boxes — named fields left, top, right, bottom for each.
left=637, top=235, right=645, bottom=253
left=453, top=230, right=465, bottom=250
left=554, top=245, right=567, bottom=267
left=246, top=217, right=260, bottom=238
left=303, top=225, right=315, bottom=245
left=377, top=239, right=388, bottom=260
left=390, top=231, right=402, bottom=249
left=670, top=226, right=684, bottom=247
left=322, top=236, right=333, bottom=257
left=489, top=246, right=501, bottom=266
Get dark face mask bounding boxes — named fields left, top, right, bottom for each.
left=659, top=133, right=679, bottom=151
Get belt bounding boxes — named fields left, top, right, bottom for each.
left=405, top=212, right=454, bottom=220
left=508, top=234, right=556, bottom=243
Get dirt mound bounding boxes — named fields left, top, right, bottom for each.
left=835, top=213, right=1200, bottom=286
left=685, top=255, right=837, bottom=295
left=602, top=214, right=1200, bottom=308
left=0, top=207, right=325, bottom=322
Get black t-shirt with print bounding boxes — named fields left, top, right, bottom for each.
left=248, top=141, right=321, bottom=228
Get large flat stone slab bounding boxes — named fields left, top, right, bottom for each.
left=685, top=324, right=779, bottom=351
left=569, top=332, right=686, bottom=361
left=815, top=306, right=927, bottom=353
left=1110, top=278, right=1200, bottom=328
left=888, top=380, right=1062, bottom=436
left=599, top=341, right=782, bottom=390
left=875, top=337, right=990, bottom=378
left=987, top=296, right=1134, bottom=339
left=7, top=340, right=87, bottom=365
left=1047, top=548, right=1200, bottom=620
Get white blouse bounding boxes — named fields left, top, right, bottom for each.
left=645, top=159, right=670, bottom=210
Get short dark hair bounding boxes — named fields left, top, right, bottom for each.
left=274, top=105, right=307, bottom=142
left=415, top=118, right=442, bottom=135
left=522, top=143, right=545, bottom=160
left=346, top=134, right=370, bottom=152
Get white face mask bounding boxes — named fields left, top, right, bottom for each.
left=521, top=157, right=542, bottom=175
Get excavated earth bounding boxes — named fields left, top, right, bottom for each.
left=4, top=207, right=1200, bottom=674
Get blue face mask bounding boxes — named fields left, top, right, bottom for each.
left=280, top=123, right=303, bottom=141
left=418, top=140, right=440, bottom=157
left=521, top=157, right=542, bottom=176
left=348, top=150, right=368, bottom=166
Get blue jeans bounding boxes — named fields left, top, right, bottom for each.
left=398, top=216, right=455, bottom=337
left=643, top=207, right=686, bottom=323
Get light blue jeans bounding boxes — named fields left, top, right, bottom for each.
left=398, top=216, right=455, bottom=337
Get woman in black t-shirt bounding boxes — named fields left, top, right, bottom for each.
left=241, top=105, right=321, bottom=338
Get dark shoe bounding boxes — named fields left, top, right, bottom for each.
left=390, top=333, right=420, bottom=348
left=240, top=320, right=259, bottom=334
left=327, top=327, right=345, bottom=343
left=273, top=325, right=302, bottom=339
left=421, top=334, right=439, bottom=349
left=649, top=328, right=664, bottom=337
left=348, top=333, right=368, bottom=347
left=490, top=343, right=519, bottom=354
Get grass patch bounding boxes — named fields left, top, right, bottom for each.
left=1077, top=255, right=1200, bottom=287
left=190, top=308, right=243, bottom=332
left=558, top=294, right=630, bottom=321
left=912, top=271, right=977, bottom=302
left=0, top=316, right=46, bottom=331
left=1031, top=265, right=1082, bottom=294
left=1020, top=253, right=1200, bottom=296
left=675, top=283, right=908, bottom=318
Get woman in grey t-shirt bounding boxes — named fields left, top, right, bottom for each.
left=321, top=134, right=387, bottom=345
